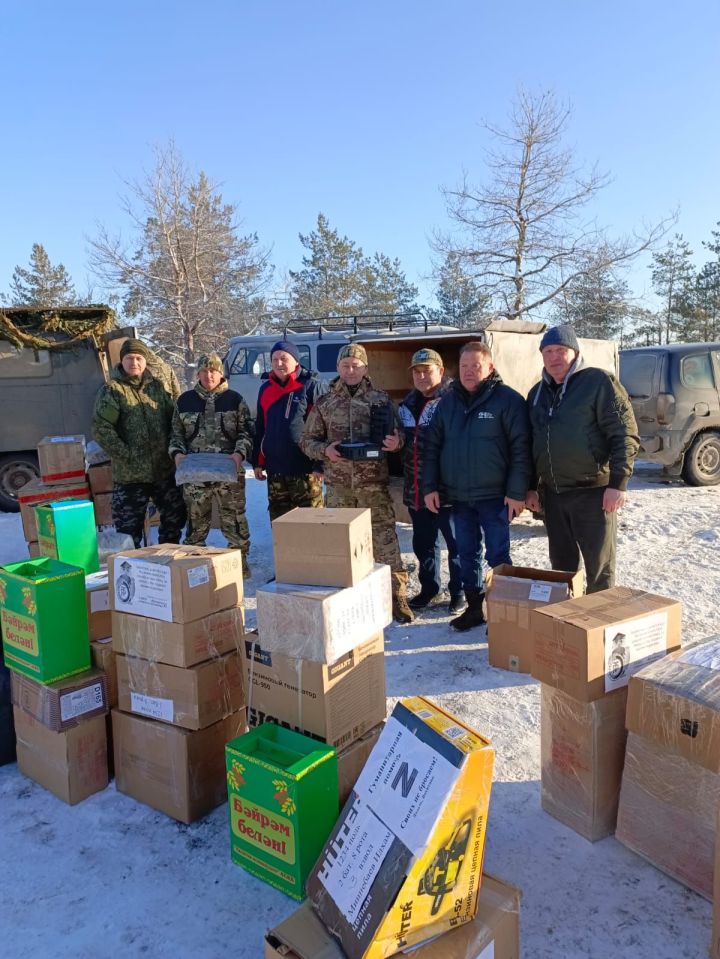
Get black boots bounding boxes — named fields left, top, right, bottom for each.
left=450, top=589, right=486, bottom=632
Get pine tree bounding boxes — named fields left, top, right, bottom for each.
left=9, top=244, right=77, bottom=307
left=650, top=235, right=696, bottom=343
left=431, top=251, right=488, bottom=328
left=552, top=262, right=630, bottom=340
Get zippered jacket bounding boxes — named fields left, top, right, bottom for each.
left=169, top=380, right=253, bottom=461
left=398, top=380, right=452, bottom=509
left=422, top=372, right=531, bottom=503
left=528, top=357, right=639, bottom=493
left=252, top=369, right=324, bottom=475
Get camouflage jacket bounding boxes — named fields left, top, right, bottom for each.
left=169, top=380, right=253, bottom=460
left=300, top=375, right=403, bottom=489
left=92, top=365, right=176, bottom=484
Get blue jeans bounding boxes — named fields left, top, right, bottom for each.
left=408, top=506, right=463, bottom=597
left=452, top=498, right=511, bottom=592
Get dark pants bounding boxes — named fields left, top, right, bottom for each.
left=408, top=506, right=463, bottom=597
left=112, top=478, right=187, bottom=548
left=543, top=486, right=616, bottom=593
left=452, top=497, right=510, bottom=593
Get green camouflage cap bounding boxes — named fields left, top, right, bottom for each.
left=197, top=352, right=224, bottom=374
left=409, top=348, right=443, bottom=368
left=337, top=343, right=368, bottom=364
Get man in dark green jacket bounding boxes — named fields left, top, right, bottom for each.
left=93, top=338, right=186, bottom=547
left=423, top=342, right=531, bottom=631
left=525, top=324, right=639, bottom=593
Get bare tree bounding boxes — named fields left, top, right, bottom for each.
left=88, top=142, right=272, bottom=382
left=437, top=89, right=672, bottom=321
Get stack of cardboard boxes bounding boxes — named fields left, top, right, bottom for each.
left=109, top=544, right=247, bottom=824
left=530, top=586, right=682, bottom=841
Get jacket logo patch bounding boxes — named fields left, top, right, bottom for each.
left=477, top=411, right=495, bottom=420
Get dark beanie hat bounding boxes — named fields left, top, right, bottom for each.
left=120, top=338, right=150, bottom=360
left=270, top=339, right=301, bottom=364
left=539, top=324, right=580, bottom=353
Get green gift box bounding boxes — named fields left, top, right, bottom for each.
left=37, top=500, right=100, bottom=575
left=0, top=557, right=90, bottom=683
left=226, top=723, right=338, bottom=900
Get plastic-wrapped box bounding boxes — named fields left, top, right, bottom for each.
left=174, top=452, right=238, bottom=485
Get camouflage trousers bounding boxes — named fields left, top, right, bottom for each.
left=267, top=472, right=324, bottom=523
left=325, top=485, right=404, bottom=576
left=182, top=479, right=250, bottom=554
left=112, top=479, right=187, bottom=549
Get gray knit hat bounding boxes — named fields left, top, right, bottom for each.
left=539, top=324, right=580, bottom=353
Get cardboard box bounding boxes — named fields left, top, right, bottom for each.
left=91, top=638, right=118, bottom=708
left=272, top=508, right=374, bottom=588
left=226, top=722, right=338, bottom=900
left=616, top=732, right=720, bottom=900
left=713, top=806, right=720, bottom=959
left=36, top=500, right=100, bottom=574
left=530, top=587, right=682, bottom=702
left=111, top=605, right=244, bottom=668
left=243, top=633, right=386, bottom=749
left=37, top=435, right=86, bottom=485
left=306, top=696, right=495, bottom=959
left=264, top=873, right=521, bottom=959
left=485, top=564, right=584, bottom=674
left=0, top=557, right=90, bottom=683
left=256, top=564, right=392, bottom=664
left=14, top=706, right=108, bottom=804
left=11, top=668, right=108, bottom=732
left=93, top=493, right=113, bottom=527
left=108, top=544, right=243, bottom=623
left=113, top=707, right=247, bottom=823
left=626, top=637, right=720, bottom=774
left=540, top=685, right=628, bottom=841
left=116, top=650, right=245, bottom=730
left=18, top=476, right=91, bottom=541
left=337, top=724, right=383, bottom=808
left=86, top=570, right=112, bottom=641
left=88, top=461, right=113, bottom=496
left=27, top=542, right=40, bottom=558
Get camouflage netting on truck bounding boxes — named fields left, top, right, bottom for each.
left=0, top=306, right=116, bottom=351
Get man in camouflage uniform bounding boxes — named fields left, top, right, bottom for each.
left=169, top=353, right=254, bottom=576
left=93, top=338, right=186, bottom=547
left=300, top=343, right=414, bottom=623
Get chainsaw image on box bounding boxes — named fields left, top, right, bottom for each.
left=417, top=816, right=473, bottom=916
left=338, top=400, right=396, bottom=461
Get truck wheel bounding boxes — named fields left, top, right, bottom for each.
left=0, top=452, right=39, bottom=512
left=683, top=432, right=720, bottom=486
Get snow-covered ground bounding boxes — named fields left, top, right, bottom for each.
left=1, top=465, right=718, bottom=958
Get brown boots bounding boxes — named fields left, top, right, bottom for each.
left=391, top=570, right=415, bottom=624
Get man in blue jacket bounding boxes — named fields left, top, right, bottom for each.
left=252, top=340, right=325, bottom=521
left=423, top=341, right=531, bottom=631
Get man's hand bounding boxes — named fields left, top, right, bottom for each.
left=424, top=491, right=440, bottom=514
left=325, top=442, right=343, bottom=463
left=505, top=496, right=525, bottom=521
left=382, top=430, right=401, bottom=452
left=603, top=488, right=627, bottom=513
left=174, top=453, right=186, bottom=467
left=253, top=467, right=266, bottom=481
left=231, top=452, right=244, bottom=473
left=525, top=490, right=541, bottom=513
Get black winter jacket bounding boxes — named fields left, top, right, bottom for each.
left=422, top=372, right=531, bottom=503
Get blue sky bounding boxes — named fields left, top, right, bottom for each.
left=2, top=0, right=719, bottom=310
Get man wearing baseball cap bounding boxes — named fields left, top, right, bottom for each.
left=398, top=348, right=465, bottom=614
left=526, top=323, right=639, bottom=592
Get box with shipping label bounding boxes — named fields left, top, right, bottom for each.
left=11, top=668, right=108, bottom=732
left=14, top=706, right=108, bottom=805
left=113, top=707, right=247, bottom=824
left=243, top=632, right=386, bottom=749
left=306, top=696, right=495, bottom=959
left=256, top=564, right=392, bottom=664
left=626, top=637, right=720, bottom=773
left=111, top=604, right=244, bottom=667
left=88, top=461, right=113, bottom=496
left=116, top=650, right=245, bottom=730
left=0, top=557, right=90, bottom=683
left=18, top=476, right=91, bottom=542
left=264, top=873, right=520, bottom=959
left=485, top=564, right=584, bottom=674
left=272, top=508, right=374, bottom=588
left=226, top=723, right=338, bottom=900
left=37, top=435, right=86, bottom=485
left=91, top=639, right=118, bottom=707
left=540, top=685, right=627, bottom=841
left=616, top=731, right=720, bottom=900
left=530, top=587, right=682, bottom=702
left=36, top=500, right=100, bottom=574
left=93, top=493, right=113, bottom=527
left=86, top=570, right=111, bottom=641
left=108, top=544, right=243, bottom=623
left=337, top=724, right=383, bottom=809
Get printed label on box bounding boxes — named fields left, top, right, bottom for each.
left=130, top=691, right=174, bottom=722
left=59, top=682, right=104, bottom=721
left=90, top=589, right=109, bottom=613
left=604, top=611, right=669, bottom=692
left=528, top=582, right=553, bottom=602
left=1, top=608, right=39, bottom=656
left=679, top=639, right=720, bottom=671
left=114, top=556, right=173, bottom=621
left=187, top=565, right=210, bottom=588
